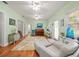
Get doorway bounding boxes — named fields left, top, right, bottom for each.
left=17, top=20, right=24, bottom=38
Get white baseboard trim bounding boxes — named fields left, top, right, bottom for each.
left=3, top=43, right=8, bottom=47
left=0, top=43, right=8, bottom=47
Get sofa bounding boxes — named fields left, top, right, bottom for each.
left=34, top=39, right=79, bottom=57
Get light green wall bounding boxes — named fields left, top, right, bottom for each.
left=48, top=1, right=79, bottom=35
left=0, top=2, right=28, bottom=46
left=0, top=2, right=28, bottom=34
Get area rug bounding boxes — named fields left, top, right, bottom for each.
left=12, top=36, right=46, bottom=51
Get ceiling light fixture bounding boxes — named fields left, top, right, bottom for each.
left=34, top=14, right=43, bottom=20
left=32, top=1, right=40, bottom=12
left=31, top=1, right=42, bottom=20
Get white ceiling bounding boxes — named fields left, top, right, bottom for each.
left=6, top=1, right=67, bottom=21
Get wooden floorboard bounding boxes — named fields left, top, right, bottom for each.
left=0, top=37, right=39, bottom=57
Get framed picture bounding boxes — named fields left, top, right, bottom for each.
left=37, top=23, right=43, bottom=28
left=9, top=18, right=16, bottom=26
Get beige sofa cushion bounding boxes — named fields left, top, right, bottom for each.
left=46, top=45, right=62, bottom=57
left=52, top=41, right=79, bottom=56
left=35, top=39, right=51, bottom=46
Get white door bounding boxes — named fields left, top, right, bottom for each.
left=17, top=20, right=23, bottom=35
left=48, top=23, right=54, bottom=38
left=23, top=24, right=28, bottom=35
left=54, top=20, right=59, bottom=40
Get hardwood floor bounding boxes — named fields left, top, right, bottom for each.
left=0, top=38, right=39, bottom=57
